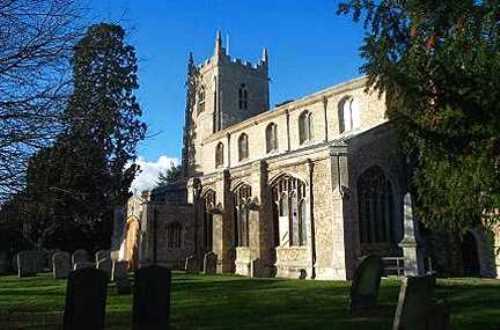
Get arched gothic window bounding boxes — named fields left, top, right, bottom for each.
left=299, top=111, right=313, bottom=145
left=166, top=222, right=182, bottom=248
left=233, top=184, right=251, bottom=247
left=266, top=123, right=278, bottom=153
left=339, top=96, right=361, bottom=133
left=202, top=190, right=216, bottom=251
left=357, top=166, right=395, bottom=244
left=238, top=133, right=249, bottom=161
left=238, top=84, right=248, bottom=110
left=198, top=86, right=206, bottom=113
left=272, top=175, right=307, bottom=246
left=215, top=142, right=224, bottom=168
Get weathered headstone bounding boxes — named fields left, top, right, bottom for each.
left=350, top=255, right=384, bottom=314
left=73, top=262, right=96, bottom=271
left=72, top=249, right=89, bottom=266
left=52, top=252, right=71, bottom=279
left=203, top=252, right=217, bottom=274
left=95, top=250, right=110, bottom=264
left=112, top=261, right=131, bottom=294
left=96, top=258, right=112, bottom=279
left=63, top=268, right=108, bottom=330
left=184, top=255, right=199, bottom=273
left=393, top=275, right=449, bottom=330
left=17, top=250, right=39, bottom=277
left=399, top=193, right=424, bottom=276
left=46, top=249, right=61, bottom=272
left=133, top=265, right=171, bottom=330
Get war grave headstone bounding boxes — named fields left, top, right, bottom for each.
left=71, top=249, right=89, bottom=266
left=350, top=255, right=384, bottom=314
left=112, top=260, right=131, bottom=294
left=203, top=252, right=217, bottom=274
left=17, top=250, right=40, bottom=277
left=133, top=265, right=171, bottom=330
left=63, top=268, right=108, bottom=330
left=52, top=252, right=71, bottom=279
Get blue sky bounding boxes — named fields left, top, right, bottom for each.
left=87, top=1, right=365, bottom=189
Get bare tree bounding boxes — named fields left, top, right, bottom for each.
left=0, top=0, right=81, bottom=202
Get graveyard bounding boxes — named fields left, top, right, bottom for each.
left=0, top=272, right=500, bottom=330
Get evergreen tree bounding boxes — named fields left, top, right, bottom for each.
left=338, top=1, right=500, bottom=232
left=21, top=23, right=146, bottom=251
left=156, top=163, right=182, bottom=188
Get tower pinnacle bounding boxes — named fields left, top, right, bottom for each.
left=215, top=31, right=223, bottom=57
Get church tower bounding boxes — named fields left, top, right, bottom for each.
left=182, top=32, right=270, bottom=177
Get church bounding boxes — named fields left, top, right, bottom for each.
left=116, top=33, right=500, bottom=280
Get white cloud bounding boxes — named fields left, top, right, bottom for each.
left=130, top=155, right=179, bottom=193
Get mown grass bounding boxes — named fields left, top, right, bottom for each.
left=0, top=272, right=499, bottom=329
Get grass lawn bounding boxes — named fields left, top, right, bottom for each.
left=0, top=272, right=500, bottom=329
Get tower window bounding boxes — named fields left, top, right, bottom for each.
left=215, top=142, right=224, bottom=168
left=238, top=133, right=249, bottom=161
left=266, top=123, right=278, bottom=153
left=238, top=84, right=248, bottom=110
left=299, top=110, right=313, bottom=145
left=198, top=86, right=206, bottom=113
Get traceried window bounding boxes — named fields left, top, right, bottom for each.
left=272, top=175, right=307, bottom=246
left=238, top=133, right=249, bottom=161
left=238, top=84, right=248, bottom=110
left=202, top=190, right=216, bottom=251
left=299, top=111, right=313, bottom=145
left=215, top=142, right=224, bottom=168
left=266, top=123, right=278, bottom=153
left=233, top=184, right=252, bottom=247
left=339, top=96, right=361, bottom=133
left=357, top=166, right=395, bottom=244
left=166, top=222, right=182, bottom=248
left=198, top=86, right=206, bottom=113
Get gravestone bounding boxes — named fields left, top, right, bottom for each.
left=350, top=255, right=384, bottom=314
left=73, top=262, right=96, bottom=271
left=52, top=252, right=71, bottom=279
left=72, top=249, right=89, bottom=266
left=399, top=193, right=424, bottom=276
left=393, top=275, right=449, bottom=330
left=112, top=261, right=131, bottom=294
left=133, top=265, right=171, bottom=330
left=63, top=268, right=108, bottom=330
left=96, top=258, right=112, bottom=279
left=95, top=250, right=110, bottom=264
left=203, top=252, right=217, bottom=274
left=17, top=250, right=40, bottom=277
left=184, top=255, right=199, bottom=273
left=47, top=249, right=61, bottom=272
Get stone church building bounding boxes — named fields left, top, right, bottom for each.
left=116, top=33, right=500, bottom=280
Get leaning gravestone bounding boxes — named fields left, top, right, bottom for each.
left=350, top=255, right=384, bottom=314
left=392, top=274, right=449, bottom=330
left=95, top=250, right=110, bottom=264
left=73, top=262, right=96, bottom=271
left=133, top=265, right=171, bottom=330
left=96, top=258, right=112, bottom=279
left=63, top=268, right=108, bottom=330
left=17, top=250, right=40, bottom=277
left=52, top=252, right=71, bottom=279
left=72, top=249, right=89, bottom=267
left=112, top=261, right=131, bottom=294
left=184, top=255, right=199, bottom=273
left=203, top=252, right=217, bottom=274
